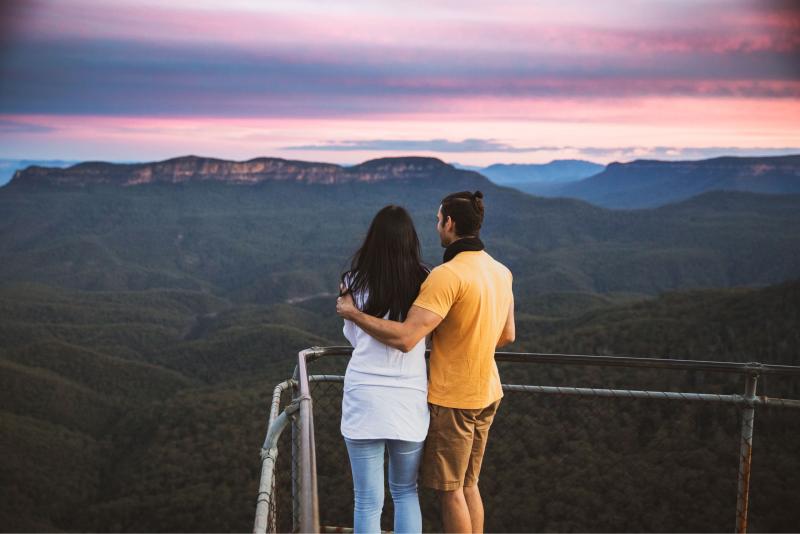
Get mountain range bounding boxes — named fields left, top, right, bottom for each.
left=5, top=155, right=800, bottom=300
left=13, top=153, right=799, bottom=210
left=550, top=155, right=800, bottom=208
left=457, top=154, right=800, bottom=208
left=10, top=155, right=456, bottom=187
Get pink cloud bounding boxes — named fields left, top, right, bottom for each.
left=20, top=0, right=799, bottom=56
left=722, top=1, right=800, bottom=30
left=2, top=104, right=798, bottom=167
left=377, top=77, right=800, bottom=98
left=4, top=1, right=798, bottom=164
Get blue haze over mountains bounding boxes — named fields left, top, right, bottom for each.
left=557, top=155, right=800, bottom=208
left=0, top=159, right=79, bottom=186
left=464, top=154, right=800, bottom=208
left=456, top=159, right=605, bottom=196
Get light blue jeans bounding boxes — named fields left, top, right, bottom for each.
left=344, top=437, right=424, bottom=534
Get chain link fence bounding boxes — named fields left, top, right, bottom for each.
left=256, top=348, right=800, bottom=533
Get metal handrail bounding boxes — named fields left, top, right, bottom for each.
left=258, top=346, right=800, bottom=534
left=303, top=345, right=800, bottom=375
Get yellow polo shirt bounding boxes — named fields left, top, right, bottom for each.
left=412, top=250, right=513, bottom=409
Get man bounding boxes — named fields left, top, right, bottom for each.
left=336, top=190, right=515, bottom=533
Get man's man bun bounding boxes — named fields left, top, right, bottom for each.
left=441, top=190, right=486, bottom=237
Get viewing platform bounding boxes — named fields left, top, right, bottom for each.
left=254, top=347, right=800, bottom=533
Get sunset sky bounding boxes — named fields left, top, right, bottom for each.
left=1, top=0, right=798, bottom=165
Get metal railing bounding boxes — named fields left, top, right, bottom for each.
left=254, top=347, right=800, bottom=533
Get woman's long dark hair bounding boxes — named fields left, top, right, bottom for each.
left=341, top=205, right=429, bottom=321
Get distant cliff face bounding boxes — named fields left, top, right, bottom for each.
left=10, top=155, right=457, bottom=187
left=557, top=155, right=800, bottom=208
left=603, top=156, right=800, bottom=180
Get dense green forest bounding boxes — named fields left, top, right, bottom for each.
left=1, top=164, right=799, bottom=532
left=2, top=280, right=798, bottom=532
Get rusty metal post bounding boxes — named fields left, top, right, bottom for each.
left=735, top=372, right=758, bottom=533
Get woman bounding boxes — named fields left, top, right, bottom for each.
left=339, top=205, right=430, bottom=534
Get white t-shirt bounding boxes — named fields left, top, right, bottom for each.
left=340, top=282, right=429, bottom=442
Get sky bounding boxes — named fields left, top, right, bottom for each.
left=1, top=0, right=799, bottom=166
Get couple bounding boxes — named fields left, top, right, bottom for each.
left=336, top=190, right=515, bottom=533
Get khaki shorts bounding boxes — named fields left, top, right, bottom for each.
left=420, top=399, right=501, bottom=491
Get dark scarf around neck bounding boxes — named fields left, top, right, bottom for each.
left=443, top=236, right=484, bottom=263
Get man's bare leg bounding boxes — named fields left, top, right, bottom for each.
left=440, top=488, right=472, bottom=533
left=463, top=484, right=484, bottom=533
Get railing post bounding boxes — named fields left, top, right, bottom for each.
left=254, top=402, right=299, bottom=534
left=735, top=371, right=758, bottom=534
left=290, top=369, right=300, bottom=533
left=296, top=349, right=320, bottom=533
